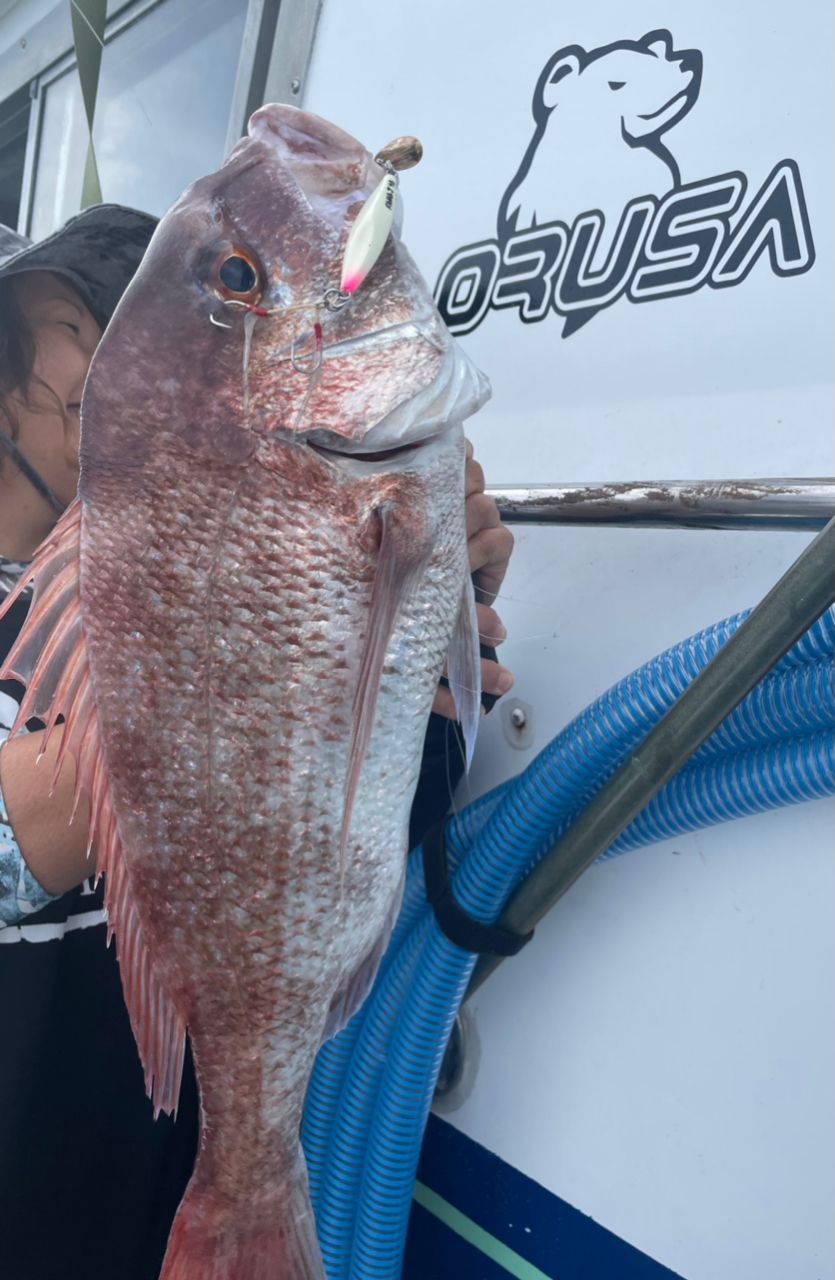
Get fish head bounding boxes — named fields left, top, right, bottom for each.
left=81, top=104, right=488, bottom=479
left=78, top=107, right=491, bottom=836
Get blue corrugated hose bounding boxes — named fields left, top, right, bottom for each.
left=302, top=607, right=835, bottom=1280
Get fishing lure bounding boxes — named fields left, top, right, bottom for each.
left=339, top=135, right=424, bottom=296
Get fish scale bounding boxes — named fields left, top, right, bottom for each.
left=0, top=103, right=489, bottom=1279
left=80, top=452, right=468, bottom=1275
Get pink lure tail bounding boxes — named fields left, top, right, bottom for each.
left=160, top=1174, right=325, bottom=1280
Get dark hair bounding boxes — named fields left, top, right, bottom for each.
left=0, top=275, right=37, bottom=446
left=0, top=275, right=74, bottom=507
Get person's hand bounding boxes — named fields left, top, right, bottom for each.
left=432, top=441, right=515, bottom=721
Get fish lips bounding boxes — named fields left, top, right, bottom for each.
left=314, top=330, right=490, bottom=458
left=304, top=430, right=443, bottom=475
left=261, top=318, right=490, bottom=475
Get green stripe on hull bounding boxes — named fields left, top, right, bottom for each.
left=413, top=1180, right=555, bottom=1280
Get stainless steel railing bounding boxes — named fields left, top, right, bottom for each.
left=485, top=478, right=835, bottom=530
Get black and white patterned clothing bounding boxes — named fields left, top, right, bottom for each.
left=0, top=558, right=56, bottom=927
left=0, top=554, right=32, bottom=597
left=0, top=565, right=200, bottom=1278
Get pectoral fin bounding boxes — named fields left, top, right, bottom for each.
left=340, top=505, right=426, bottom=882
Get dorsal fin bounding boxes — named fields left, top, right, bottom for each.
left=0, top=499, right=186, bottom=1116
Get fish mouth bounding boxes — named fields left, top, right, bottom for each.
left=307, top=437, right=435, bottom=464
left=302, top=419, right=468, bottom=475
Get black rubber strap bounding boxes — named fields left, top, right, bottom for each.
left=422, top=820, right=534, bottom=957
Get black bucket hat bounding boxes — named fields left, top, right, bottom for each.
left=0, top=204, right=158, bottom=515
left=0, top=203, right=158, bottom=329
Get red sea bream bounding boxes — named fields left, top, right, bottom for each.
left=0, top=105, right=489, bottom=1278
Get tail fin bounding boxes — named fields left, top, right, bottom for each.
left=160, top=1176, right=325, bottom=1280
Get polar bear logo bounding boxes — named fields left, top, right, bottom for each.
left=435, top=29, right=814, bottom=340
left=499, top=29, right=702, bottom=241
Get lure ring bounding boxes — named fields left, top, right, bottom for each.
left=323, top=288, right=351, bottom=312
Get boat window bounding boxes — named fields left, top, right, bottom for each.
left=28, top=0, right=248, bottom=239
left=0, top=85, right=31, bottom=230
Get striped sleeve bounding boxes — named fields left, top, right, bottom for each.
left=0, top=610, right=59, bottom=928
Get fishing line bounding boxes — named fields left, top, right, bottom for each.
left=477, top=630, right=516, bottom=646
left=442, top=715, right=478, bottom=822
left=448, top=713, right=477, bottom=808
left=241, top=310, right=258, bottom=418
left=494, top=630, right=559, bottom=645
left=476, top=587, right=557, bottom=610
left=220, top=291, right=349, bottom=329
left=439, top=677, right=490, bottom=698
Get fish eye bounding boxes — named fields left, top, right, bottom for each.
left=608, top=80, right=625, bottom=90
left=219, top=255, right=257, bottom=292
left=213, top=248, right=262, bottom=301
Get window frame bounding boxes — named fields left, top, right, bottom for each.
left=0, top=0, right=324, bottom=236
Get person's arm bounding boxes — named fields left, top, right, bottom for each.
left=0, top=727, right=92, bottom=897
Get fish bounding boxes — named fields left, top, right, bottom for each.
left=0, top=104, right=489, bottom=1279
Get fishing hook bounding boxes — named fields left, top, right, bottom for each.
left=291, top=311, right=324, bottom=374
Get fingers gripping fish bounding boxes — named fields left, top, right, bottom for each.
left=0, top=106, right=489, bottom=1278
